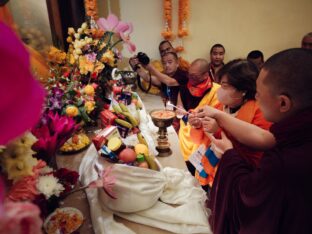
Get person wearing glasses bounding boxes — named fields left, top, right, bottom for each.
left=176, top=58, right=220, bottom=175
left=189, top=59, right=271, bottom=191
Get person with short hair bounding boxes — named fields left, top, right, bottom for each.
left=208, top=44, right=225, bottom=82
left=191, top=59, right=271, bottom=190
left=247, top=50, right=264, bottom=70
left=142, top=51, right=188, bottom=106
left=301, top=32, right=312, bottom=49
left=194, top=48, right=312, bottom=233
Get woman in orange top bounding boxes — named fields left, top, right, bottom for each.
left=189, top=59, right=271, bottom=190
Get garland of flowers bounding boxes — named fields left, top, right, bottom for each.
left=84, top=0, right=98, bottom=20
left=161, top=0, right=190, bottom=52
left=178, top=0, right=189, bottom=38
left=161, top=0, right=173, bottom=40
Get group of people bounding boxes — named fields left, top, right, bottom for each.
left=131, top=32, right=312, bottom=233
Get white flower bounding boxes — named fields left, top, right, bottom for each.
left=37, top=175, right=65, bottom=199
left=39, top=166, right=54, bottom=175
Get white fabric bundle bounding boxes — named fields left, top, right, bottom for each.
left=79, top=144, right=212, bottom=234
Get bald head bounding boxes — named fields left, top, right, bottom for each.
left=262, top=48, right=312, bottom=109
left=301, top=32, right=312, bottom=50
left=188, top=59, right=210, bottom=85
left=190, top=59, right=210, bottom=73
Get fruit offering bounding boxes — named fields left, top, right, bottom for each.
left=60, top=133, right=90, bottom=153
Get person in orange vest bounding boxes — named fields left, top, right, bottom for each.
left=189, top=59, right=271, bottom=191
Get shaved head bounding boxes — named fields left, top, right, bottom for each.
left=191, top=58, right=210, bottom=74
left=262, top=48, right=312, bottom=109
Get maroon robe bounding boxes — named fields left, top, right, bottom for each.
left=208, top=107, right=312, bottom=234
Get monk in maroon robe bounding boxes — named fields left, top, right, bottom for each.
left=194, top=48, right=312, bottom=234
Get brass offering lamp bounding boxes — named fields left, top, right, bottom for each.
left=112, top=68, right=137, bottom=91
left=150, top=109, right=176, bottom=157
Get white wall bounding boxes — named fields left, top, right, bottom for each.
left=119, top=0, right=312, bottom=63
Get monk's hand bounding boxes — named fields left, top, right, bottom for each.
left=202, top=116, right=219, bottom=134
left=196, top=105, right=220, bottom=119
left=188, top=112, right=202, bottom=129
left=206, top=131, right=233, bottom=158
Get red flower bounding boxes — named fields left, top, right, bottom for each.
left=54, top=168, right=79, bottom=186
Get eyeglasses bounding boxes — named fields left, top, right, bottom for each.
left=188, top=71, right=207, bottom=81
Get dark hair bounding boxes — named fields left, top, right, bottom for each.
left=263, top=48, right=312, bottom=109
left=247, top=50, right=264, bottom=60
left=159, top=40, right=173, bottom=51
left=210, top=44, right=225, bottom=54
left=218, top=59, right=259, bottom=100
left=161, top=51, right=178, bottom=61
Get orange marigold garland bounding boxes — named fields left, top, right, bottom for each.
left=161, top=0, right=190, bottom=52
left=84, top=0, right=98, bottom=20
left=161, top=0, right=173, bottom=40
left=178, top=0, right=189, bottom=38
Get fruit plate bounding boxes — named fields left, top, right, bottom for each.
left=43, top=207, right=84, bottom=234
left=59, top=133, right=91, bottom=155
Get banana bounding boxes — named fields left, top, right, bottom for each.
left=122, top=112, right=139, bottom=127
left=112, top=104, right=122, bottom=114
left=115, top=118, right=133, bottom=129
left=137, top=133, right=148, bottom=146
left=119, top=103, right=129, bottom=112
left=144, top=154, right=159, bottom=170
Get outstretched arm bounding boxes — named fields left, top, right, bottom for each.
left=145, top=64, right=179, bottom=86
left=196, top=106, right=275, bottom=150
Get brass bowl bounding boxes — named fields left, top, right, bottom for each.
left=120, top=71, right=137, bottom=85
left=150, top=109, right=176, bottom=128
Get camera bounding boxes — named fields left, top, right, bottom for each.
left=129, top=52, right=150, bottom=71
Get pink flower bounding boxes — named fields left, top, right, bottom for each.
left=119, top=23, right=136, bottom=53
left=0, top=202, right=43, bottom=234
left=32, top=160, right=47, bottom=177
left=0, top=178, right=42, bottom=234
left=32, top=112, right=78, bottom=163
left=6, top=176, right=38, bottom=202
left=97, top=14, right=121, bottom=33
left=88, top=166, right=117, bottom=199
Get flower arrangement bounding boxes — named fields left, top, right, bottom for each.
left=5, top=159, right=79, bottom=218
left=45, top=14, right=136, bottom=126
left=31, top=112, right=78, bottom=168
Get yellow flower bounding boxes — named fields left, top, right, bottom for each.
left=84, top=84, right=95, bottom=96
left=68, top=53, right=76, bottom=64
left=85, top=101, right=95, bottom=113
left=47, top=46, right=66, bottom=64
left=65, top=105, right=79, bottom=117
left=94, top=61, right=105, bottom=73
left=2, top=156, right=37, bottom=182
left=100, top=50, right=115, bottom=67
left=0, top=132, right=38, bottom=182
left=79, top=56, right=94, bottom=75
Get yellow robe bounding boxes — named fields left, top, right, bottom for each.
left=178, top=83, right=220, bottom=161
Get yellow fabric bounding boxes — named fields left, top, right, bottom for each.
left=178, top=83, right=220, bottom=161
left=140, top=60, right=163, bottom=94
left=26, top=45, right=50, bottom=84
